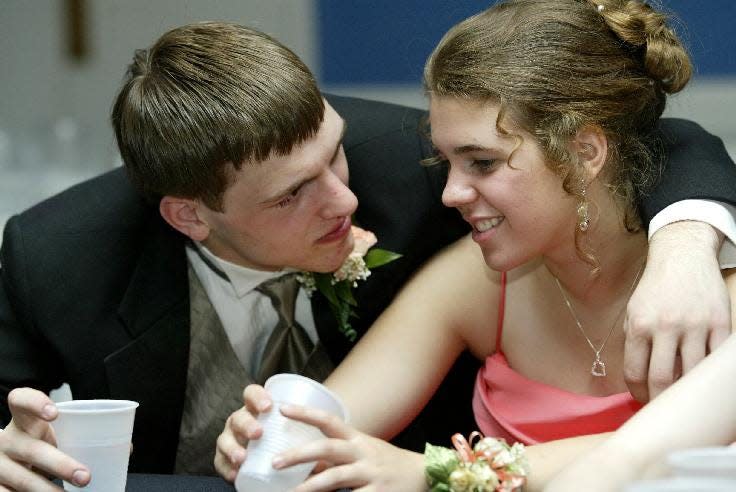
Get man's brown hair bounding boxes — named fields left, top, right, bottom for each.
left=112, top=22, right=324, bottom=210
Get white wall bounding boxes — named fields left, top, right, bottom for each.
left=0, top=0, right=318, bottom=229
left=326, top=79, right=736, bottom=160
left=1, top=2, right=734, bottom=234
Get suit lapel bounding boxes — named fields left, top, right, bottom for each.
left=105, top=216, right=190, bottom=473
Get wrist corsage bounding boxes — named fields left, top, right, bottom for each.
left=425, top=432, right=529, bottom=492
left=296, top=225, right=401, bottom=342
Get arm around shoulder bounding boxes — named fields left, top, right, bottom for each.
left=545, top=269, right=736, bottom=491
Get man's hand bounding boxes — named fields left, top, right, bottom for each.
left=0, top=388, right=90, bottom=492
left=214, top=384, right=272, bottom=482
left=624, top=221, right=731, bottom=402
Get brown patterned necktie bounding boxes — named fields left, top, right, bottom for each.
left=255, top=274, right=318, bottom=384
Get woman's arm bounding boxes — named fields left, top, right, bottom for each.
left=214, top=235, right=499, bottom=481
left=544, top=268, right=736, bottom=492
left=326, top=235, right=498, bottom=438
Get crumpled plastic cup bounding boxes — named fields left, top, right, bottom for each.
left=235, top=374, right=349, bottom=492
left=667, top=446, right=736, bottom=479
left=624, top=477, right=736, bottom=491
left=52, top=399, right=139, bottom=492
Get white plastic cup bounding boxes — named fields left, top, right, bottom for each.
left=235, top=374, right=349, bottom=492
left=52, top=399, right=139, bottom=492
left=624, top=477, right=736, bottom=491
left=667, top=447, right=736, bottom=479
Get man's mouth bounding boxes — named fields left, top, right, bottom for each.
left=318, top=217, right=352, bottom=243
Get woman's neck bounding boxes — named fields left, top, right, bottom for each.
left=543, top=189, right=648, bottom=308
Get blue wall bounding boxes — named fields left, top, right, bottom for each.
left=317, top=0, right=736, bottom=84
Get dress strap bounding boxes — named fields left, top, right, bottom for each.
left=495, top=271, right=507, bottom=354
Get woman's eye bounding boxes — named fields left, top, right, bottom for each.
left=471, top=159, right=498, bottom=172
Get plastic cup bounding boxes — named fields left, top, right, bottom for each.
left=235, top=374, right=349, bottom=492
left=667, top=447, right=736, bottom=479
left=624, top=477, right=736, bottom=491
left=52, top=399, right=139, bottom=492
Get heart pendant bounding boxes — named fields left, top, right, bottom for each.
left=591, top=359, right=606, bottom=377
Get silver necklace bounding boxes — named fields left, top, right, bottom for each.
left=552, top=263, right=644, bottom=377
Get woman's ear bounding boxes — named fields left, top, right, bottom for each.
left=159, top=196, right=211, bottom=242
left=572, top=126, right=608, bottom=183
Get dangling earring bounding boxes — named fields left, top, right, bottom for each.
left=577, top=180, right=590, bottom=232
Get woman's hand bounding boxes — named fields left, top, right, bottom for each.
left=214, top=384, right=273, bottom=482
left=273, top=404, right=426, bottom=492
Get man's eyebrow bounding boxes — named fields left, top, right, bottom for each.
left=331, top=120, right=348, bottom=162
left=260, top=119, right=348, bottom=205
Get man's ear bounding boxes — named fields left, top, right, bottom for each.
left=572, top=126, right=608, bottom=182
left=159, top=196, right=211, bottom=242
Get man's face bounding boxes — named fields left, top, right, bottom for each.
left=198, top=101, right=358, bottom=272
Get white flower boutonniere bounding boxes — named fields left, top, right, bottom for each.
left=296, top=226, right=401, bottom=342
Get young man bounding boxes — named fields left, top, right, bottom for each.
left=0, top=22, right=735, bottom=489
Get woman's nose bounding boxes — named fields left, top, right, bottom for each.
left=442, top=167, right=476, bottom=208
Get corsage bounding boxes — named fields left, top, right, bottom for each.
left=425, top=432, right=529, bottom=492
left=296, top=225, right=401, bottom=342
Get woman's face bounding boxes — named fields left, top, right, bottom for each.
left=430, top=96, right=579, bottom=271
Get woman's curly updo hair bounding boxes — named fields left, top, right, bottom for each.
left=424, top=0, right=692, bottom=266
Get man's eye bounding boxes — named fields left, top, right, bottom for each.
left=277, top=189, right=299, bottom=208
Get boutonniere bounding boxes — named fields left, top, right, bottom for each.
left=296, top=225, right=401, bottom=342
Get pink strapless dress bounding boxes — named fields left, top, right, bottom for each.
left=472, top=272, right=643, bottom=445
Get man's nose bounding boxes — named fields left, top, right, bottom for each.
left=321, top=173, right=358, bottom=219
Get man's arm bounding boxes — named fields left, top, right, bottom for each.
left=0, top=221, right=93, bottom=490
left=0, top=219, right=65, bottom=423
left=545, top=270, right=736, bottom=492
left=625, top=118, right=736, bottom=401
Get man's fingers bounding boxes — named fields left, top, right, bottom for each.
left=0, top=453, right=64, bottom=492
left=2, top=433, right=89, bottom=489
left=623, top=320, right=652, bottom=403
left=647, top=336, right=679, bottom=401
left=6, top=389, right=56, bottom=437
left=242, top=385, right=271, bottom=415
left=680, top=333, right=706, bottom=375
left=709, top=323, right=731, bottom=354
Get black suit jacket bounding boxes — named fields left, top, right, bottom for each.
left=1, top=95, right=735, bottom=473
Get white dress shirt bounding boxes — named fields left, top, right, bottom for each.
left=185, top=243, right=318, bottom=377
left=649, top=199, right=736, bottom=268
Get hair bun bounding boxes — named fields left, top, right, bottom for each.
left=594, top=0, right=692, bottom=93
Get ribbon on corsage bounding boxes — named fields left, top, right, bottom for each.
left=296, top=225, right=401, bottom=341
left=425, top=432, right=529, bottom=492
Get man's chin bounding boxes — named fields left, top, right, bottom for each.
left=310, top=250, right=352, bottom=274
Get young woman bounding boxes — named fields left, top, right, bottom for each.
left=216, top=1, right=736, bottom=490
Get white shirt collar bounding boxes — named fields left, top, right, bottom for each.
left=193, top=242, right=293, bottom=299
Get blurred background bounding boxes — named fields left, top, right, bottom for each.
left=1, top=0, right=734, bottom=237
